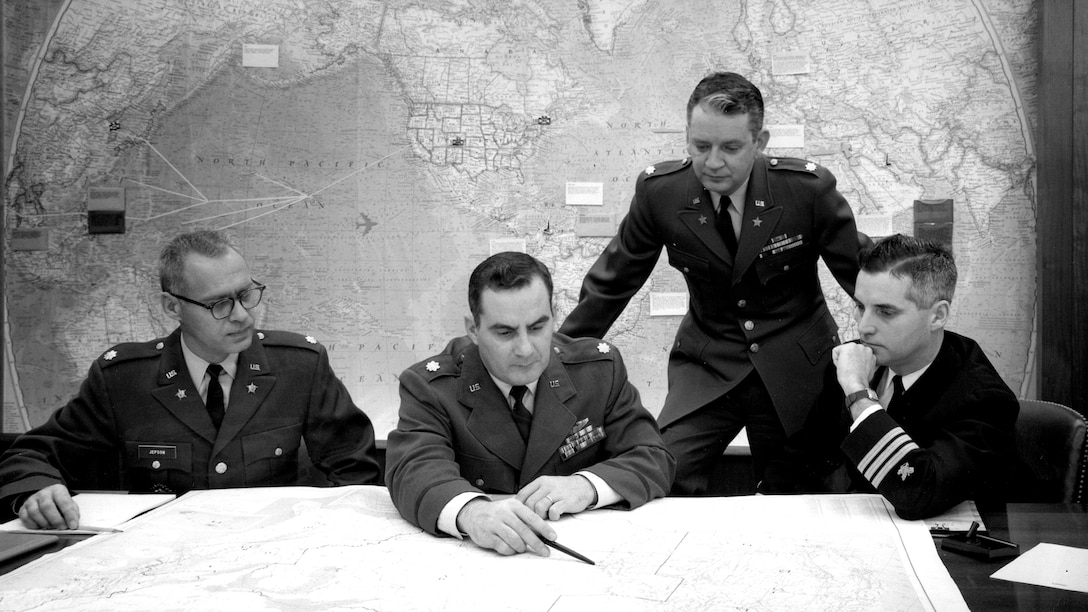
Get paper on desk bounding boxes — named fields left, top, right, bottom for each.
left=0, top=493, right=175, bottom=535
left=991, top=543, right=1088, bottom=593
left=927, top=500, right=985, bottom=535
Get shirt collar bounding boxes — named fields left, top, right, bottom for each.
left=712, top=177, right=751, bottom=214
left=180, top=333, right=239, bottom=384
left=490, top=375, right=539, bottom=406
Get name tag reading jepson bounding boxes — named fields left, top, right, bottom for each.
left=138, top=445, right=178, bottom=460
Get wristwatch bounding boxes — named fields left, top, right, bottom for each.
left=844, top=388, right=879, bottom=407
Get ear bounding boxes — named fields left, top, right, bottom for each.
left=464, top=314, right=479, bottom=343
left=162, top=293, right=182, bottom=322
left=754, top=128, right=770, bottom=152
left=929, top=300, right=950, bottom=331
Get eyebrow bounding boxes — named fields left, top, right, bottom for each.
left=488, top=314, right=551, bottom=331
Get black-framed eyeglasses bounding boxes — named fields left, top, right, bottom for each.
left=167, top=280, right=266, bottom=320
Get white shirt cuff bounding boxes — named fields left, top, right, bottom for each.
left=438, top=492, right=489, bottom=538
left=849, top=404, right=885, bottom=432
left=576, top=471, right=620, bottom=508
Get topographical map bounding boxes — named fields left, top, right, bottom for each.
left=0, top=487, right=967, bottom=611
left=3, top=0, right=1037, bottom=435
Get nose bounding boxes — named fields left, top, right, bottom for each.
left=512, top=330, right=533, bottom=356
left=856, top=308, right=875, bottom=337
left=705, top=146, right=726, bottom=168
left=228, top=297, right=252, bottom=323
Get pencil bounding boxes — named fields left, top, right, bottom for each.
left=543, top=538, right=595, bottom=565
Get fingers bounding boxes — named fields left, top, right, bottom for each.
left=19, top=485, right=79, bottom=529
left=461, top=499, right=554, bottom=556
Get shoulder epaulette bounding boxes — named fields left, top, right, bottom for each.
left=255, top=329, right=322, bottom=352
left=766, top=156, right=820, bottom=175
left=553, top=337, right=618, bottom=365
left=641, top=157, right=691, bottom=179
left=97, top=338, right=165, bottom=367
left=409, top=353, right=461, bottom=382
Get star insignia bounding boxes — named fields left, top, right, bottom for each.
left=247, top=383, right=258, bottom=394
left=597, top=342, right=610, bottom=354
left=425, top=360, right=440, bottom=372
left=257, top=332, right=266, bottom=340
left=752, top=218, right=763, bottom=227
left=897, top=462, right=915, bottom=481
left=175, top=389, right=187, bottom=400
left=805, top=162, right=817, bottom=172
left=645, top=165, right=656, bottom=175
left=698, top=215, right=708, bottom=225
left=155, top=342, right=164, bottom=350
left=103, top=350, right=117, bottom=361
left=166, top=370, right=178, bottom=379
left=305, top=336, right=317, bottom=344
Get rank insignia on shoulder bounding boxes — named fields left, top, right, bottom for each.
left=426, top=360, right=440, bottom=372
left=645, top=165, right=656, bottom=175
left=805, top=162, right=817, bottom=172
left=305, top=336, right=317, bottom=344
left=103, top=350, right=117, bottom=361
left=597, top=342, right=610, bottom=354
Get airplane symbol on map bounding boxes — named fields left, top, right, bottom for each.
left=450, top=136, right=465, bottom=146
left=537, top=115, right=552, bottom=125
left=356, top=213, right=377, bottom=234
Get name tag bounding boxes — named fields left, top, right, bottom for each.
left=138, top=444, right=178, bottom=460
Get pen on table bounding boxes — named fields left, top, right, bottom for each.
left=543, top=538, right=595, bottom=565
left=5, top=526, right=121, bottom=535
left=965, top=521, right=979, bottom=540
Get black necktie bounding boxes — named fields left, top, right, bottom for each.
left=887, top=375, right=904, bottom=418
left=716, top=196, right=738, bottom=256
left=206, top=363, right=225, bottom=429
left=509, top=385, right=532, bottom=442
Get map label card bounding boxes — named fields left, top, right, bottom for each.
left=566, top=182, right=603, bottom=206
left=772, top=51, right=811, bottom=75
left=10, top=228, right=48, bottom=251
left=87, top=187, right=125, bottom=234
left=243, top=44, right=279, bottom=68
left=575, top=212, right=616, bottom=237
left=650, top=292, right=688, bottom=316
left=766, top=125, right=804, bottom=149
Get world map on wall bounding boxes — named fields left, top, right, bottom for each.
left=3, top=0, right=1037, bottom=437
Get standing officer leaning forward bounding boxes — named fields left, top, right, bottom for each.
left=561, top=72, right=866, bottom=494
left=0, top=230, right=380, bottom=529
left=386, top=252, right=673, bottom=557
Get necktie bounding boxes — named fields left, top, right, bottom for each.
left=716, top=195, right=738, bottom=255
left=887, top=375, right=905, bottom=418
left=206, top=363, right=225, bottom=430
left=509, top=385, right=532, bottom=442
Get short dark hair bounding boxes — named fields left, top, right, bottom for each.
left=686, top=72, right=765, bottom=137
left=159, top=230, right=238, bottom=293
left=468, top=252, right=553, bottom=325
left=859, top=234, right=957, bottom=308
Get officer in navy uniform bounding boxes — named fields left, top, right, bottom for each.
left=386, top=252, right=673, bottom=558
left=560, top=72, right=865, bottom=494
left=0, top=231, right=380, bottom=529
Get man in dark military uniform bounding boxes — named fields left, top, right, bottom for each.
left=0, top=230, right=380, bottom=528
left=560, top=72, right=864, bottom=494
left=830, top=235, right=1017, bottom=519
left=386, top=252, right=673, bottom=557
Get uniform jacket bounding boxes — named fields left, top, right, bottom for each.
left=0, top=328, right=380, bottom=515
left=385, top=334, right=675, bottom=534
left=560, top=155, right=862, bottom=435
left=840, top=331, right=1019, bottom=520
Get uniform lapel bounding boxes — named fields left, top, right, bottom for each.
left=733, top=155, right=783, bottom=284
left=677, top=169, right=733, bottom=263
left=521, top=356, right=578, bottom=480
left=459, top=345, right=527, bottom=470
left=214, top=334, right=275, bottom=455
left=150, top=329, right=217, bottom=444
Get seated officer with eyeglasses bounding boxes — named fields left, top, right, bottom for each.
left=0, top=230, right=380, bottom=529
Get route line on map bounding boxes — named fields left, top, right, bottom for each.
left=123, top=137, right=409, bottom=230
